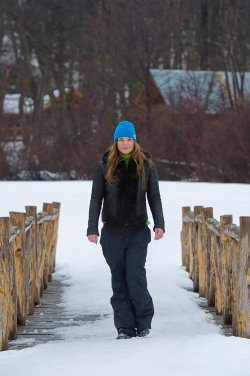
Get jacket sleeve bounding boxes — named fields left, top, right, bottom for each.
left=87, top=163, right=105, bottom=236
left=147, top=164, right=165, bottom=232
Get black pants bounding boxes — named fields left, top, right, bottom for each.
left=100, top=225, right=154, bottom=336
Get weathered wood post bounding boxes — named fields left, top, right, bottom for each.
left=7, top=228, right=17, bottom=341
left=25, top=206, right=38, bottom=314
left=192, top=206, right=203, bottom=292
left=206, top=218, right=222, bottom=314
left=220, top=215, right=233, bottom=324
left=9, top=212, right=27, bottom=325
left=225, top=225, right=240, bottom=335
left=25, top=206, right=40, bottom=306
left=51, top=202, right=61, bottom=275
left=188, top=211, right=194, bottom=282
left=198, top=207, right=213, bottom=300
left=236, top=217, right=250, bottom=338
left=43, top=203, right=54, bottom=286
left=181, top=207, right=191, bottom=270
left=207, top=220, right=215, bottom=307
left=0, top=218, right=10, bottom=351
left=37, top=212, right=46, bottom=293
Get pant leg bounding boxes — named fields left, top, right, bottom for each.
left=100, top=226, right=136, bottom=336
left=125, top=225, right=154, bottom=331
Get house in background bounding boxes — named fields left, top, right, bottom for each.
left=135, top=69, right=250, bottom=115
left=1, top=87, right=83, bottom=139
left=129, top=69, right=250, bottom=182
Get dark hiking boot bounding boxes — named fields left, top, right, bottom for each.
left=116, top=329, right=132, bottom=340
left=137, top=328, right=150, bottom=337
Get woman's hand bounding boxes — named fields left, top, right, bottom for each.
left=87, top=234, right=99, bottom=244
left=154, top=228, right=164, bottom=240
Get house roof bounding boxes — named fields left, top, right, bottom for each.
left=150, top=69, right=250, bottom=113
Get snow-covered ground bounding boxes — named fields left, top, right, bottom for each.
left=0, top=180, right=250, bottom=376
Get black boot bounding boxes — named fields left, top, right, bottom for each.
left=137, top=328, right=150, bottom=337
left=116, top=329, right=132, bottom=340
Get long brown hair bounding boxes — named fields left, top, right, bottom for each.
left=105, top=142, right=150, bottom=188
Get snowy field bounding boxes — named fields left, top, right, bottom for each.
left=0, top=180, right=250, bottom=376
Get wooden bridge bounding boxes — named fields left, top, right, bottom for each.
left=2, top=203, right=249, bottom=352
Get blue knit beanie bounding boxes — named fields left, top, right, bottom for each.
left=114, top=120, right=137, bottom=141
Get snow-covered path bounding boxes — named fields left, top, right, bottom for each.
left=0, top=181, right=250, bottom=376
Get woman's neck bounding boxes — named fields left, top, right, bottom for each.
left=120, top=153, right=132, bottom=167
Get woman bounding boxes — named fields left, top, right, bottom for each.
left=87, top=120, right=165, bottom=339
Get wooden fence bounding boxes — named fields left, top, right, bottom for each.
left=0, top=202, right=61, bottom=351
left=181, top=206, right=250, bottom=339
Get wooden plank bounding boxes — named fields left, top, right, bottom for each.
left=8, top=278, right=101, bottom=351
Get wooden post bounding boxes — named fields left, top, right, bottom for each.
left=198, top=207, right=213, bottom=300
left=37, top=217, right=46, bottom=294
left=181, top=207, right=191, bottom=270
left=210, top=228, right=222, bottom=314
left=192, top=206, right=203, bottom=292
left=0, top=218, right=10, bottom=351
left=25, top=206, right=37, bottom=313
left=7, top=239, right=17, bottom=341
left=43, top=203, right=54, bottom=286
left=220, top=215, right=233, bottom=324
left=207, top=224, right=216, bottom=307
left=188, top=213, right=194, bottom=282
left=9, top=212, right=27, bottom=325
left=52, top=202, right=61, bottom=274
left=26, top=206, right=40, bottom=305
left=236, top=217, right=250, bottom=338
left=197, top=209, right=204, bottom=296
left=231, top=236, right=240, bottom=336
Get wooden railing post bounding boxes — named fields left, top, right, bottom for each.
left=37, top=214, right=46, bottom=294
left=220, top=215, right=233, bottom=324
left=25, top=206, right=38, bottom=313
left=181, top=207, right=191, bottom=270
left=198, top=207, right=213, bottom=300
left=7, top=231, right=17, bottom=342
left=231, top=234, right=240, bottom=336
left=0, top=218, right=10, bottom=351
left=207, top=224, right=215, bottom=307
left=211, top=227, right=222, bottom=314
left=9, top=212, right=27, bottom=325
left=192, top=206, right=203, bottom=292
left=52, top=202, right=61, bottom=274
left=42, top=203, right=54, bottom=286
left=236, top=217, right=250, bottom=338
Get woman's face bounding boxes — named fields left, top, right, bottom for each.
left=117, top=137, right=135, bottom=154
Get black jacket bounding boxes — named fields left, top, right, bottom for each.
left=87, top=150, right=165, bottom=235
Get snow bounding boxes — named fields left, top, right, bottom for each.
left=0, top=181, right=250, bottom=376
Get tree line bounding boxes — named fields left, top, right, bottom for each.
left=0, top=0, right=249, bottom=182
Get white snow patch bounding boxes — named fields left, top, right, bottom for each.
left=0, top=181, right=250, bottom=376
